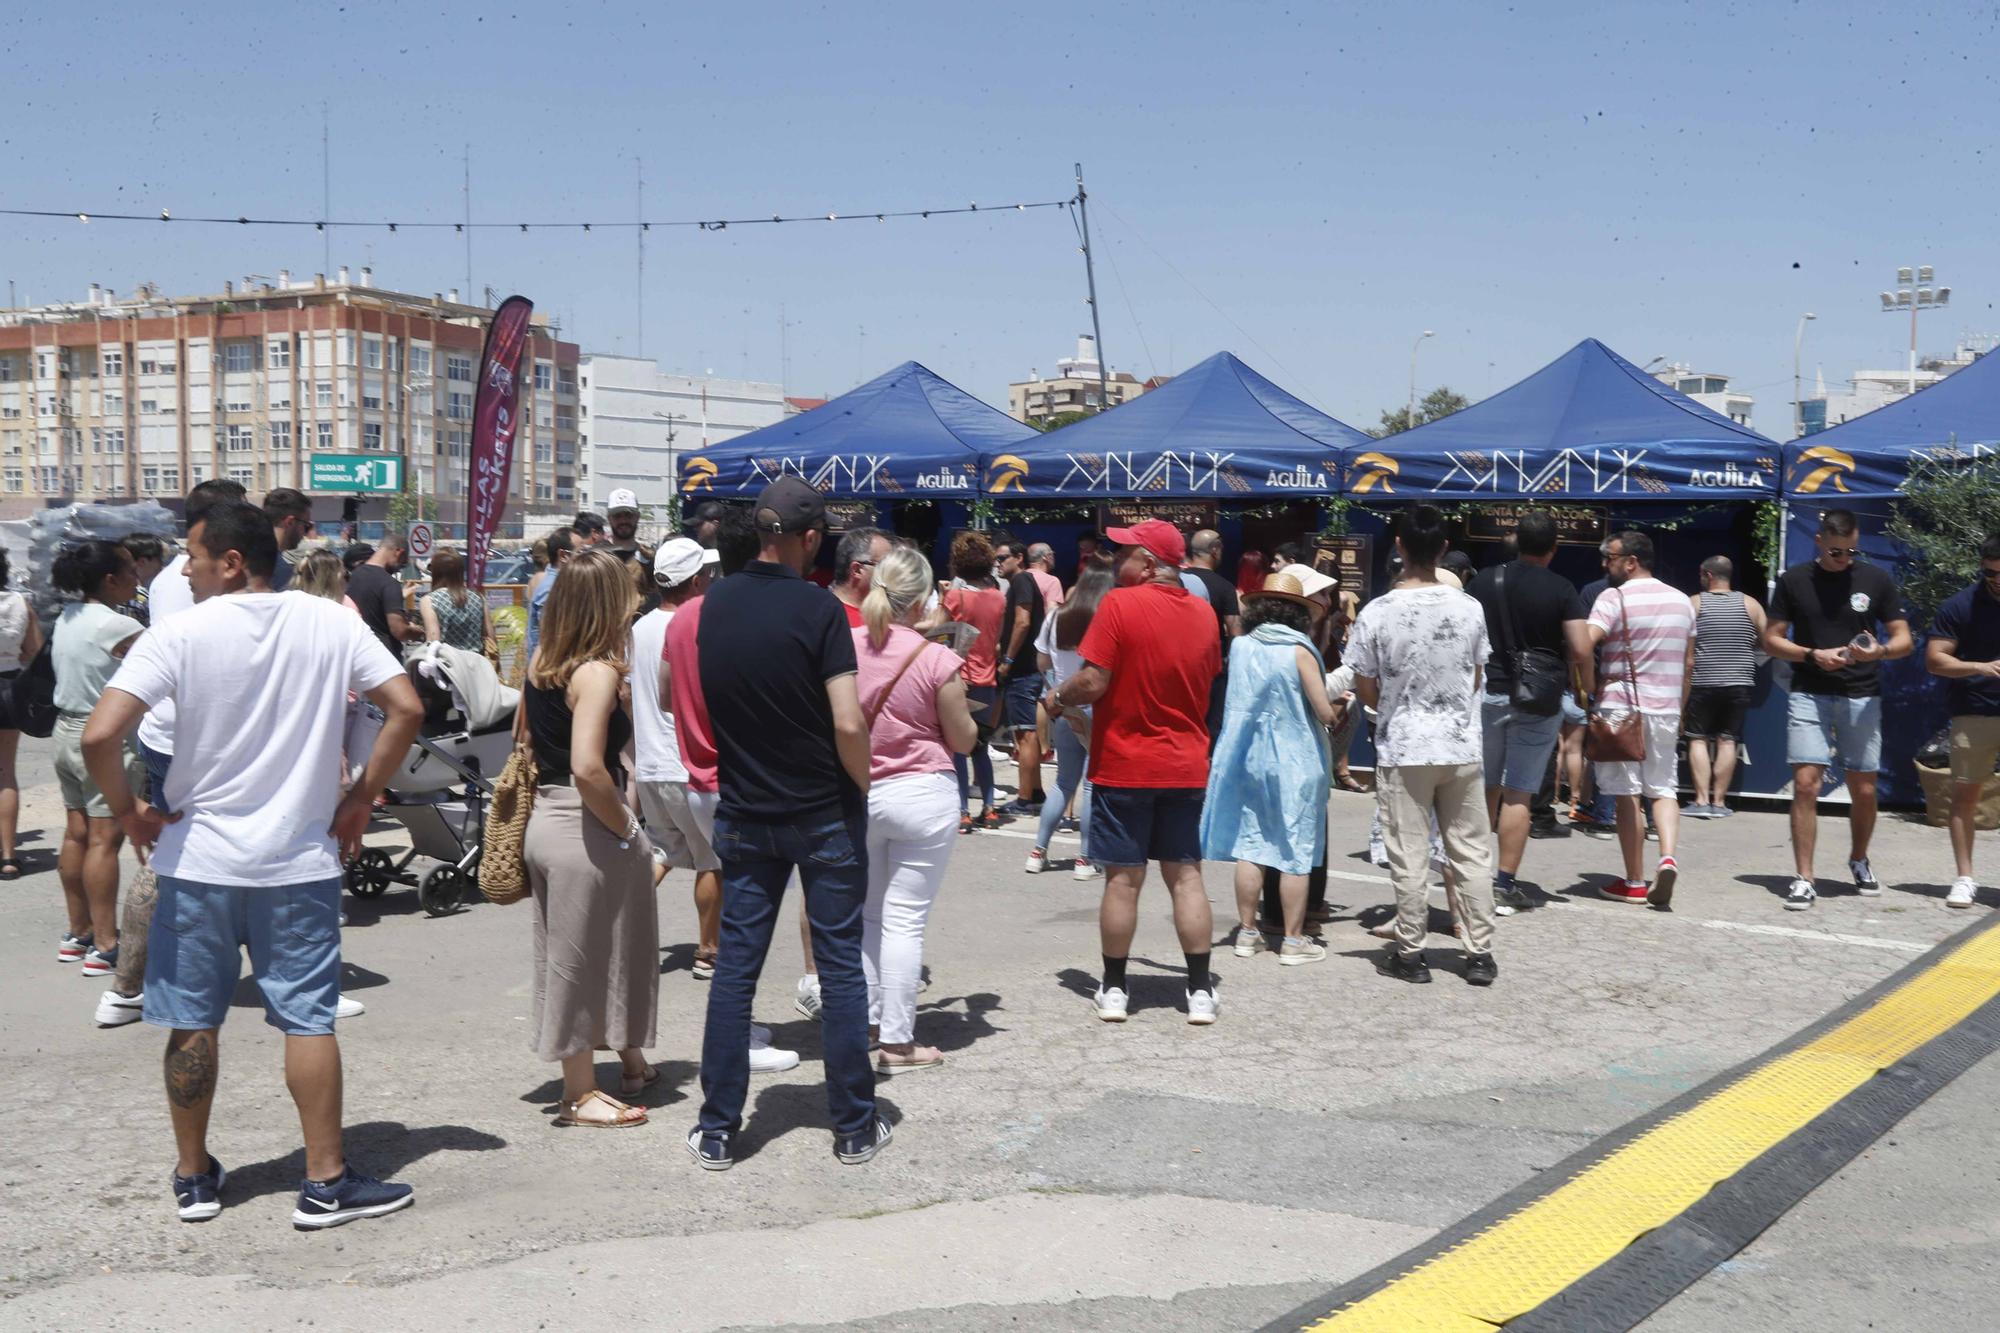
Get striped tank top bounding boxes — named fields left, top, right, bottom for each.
left=1692, top=590, right=1757, bottom=689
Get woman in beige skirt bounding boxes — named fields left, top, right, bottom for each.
left=522, top=548, right=660, bottom=1128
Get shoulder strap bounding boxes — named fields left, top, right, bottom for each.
left=865, top=641, right=930, bottom=730
left=1493, top=563, right=1520, bottom=655
left=1613, top=588, right=1639, bottom=693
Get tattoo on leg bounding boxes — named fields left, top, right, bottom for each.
left=165, top=1032, right=217, bottom=1109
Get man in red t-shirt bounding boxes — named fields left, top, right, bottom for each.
left=832, top=527, right=891, bottom=629
left=1057, top=519, right=1222, bottom=1026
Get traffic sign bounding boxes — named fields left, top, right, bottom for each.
left=309, top=454, right=405, bottom=493
left=408, top=522, right=434, bottom=558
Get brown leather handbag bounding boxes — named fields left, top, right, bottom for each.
left=1584, top=589, right=1646, bottom=763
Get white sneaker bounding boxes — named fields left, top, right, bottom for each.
left=1784, top=878, right=1816, bottom=912
left=750, top=1040, right=801, bottom=1074
left=1071, top=858, right=1102, bottom=881
left=1093, top=986, right=1129, bottom=1022
left=1278, top=937, right=1327, bottom=967
left=1368, top=837, right=1389, bottom=867
left=1850, top=857, right=1881, bottom=896
left=795, top=975, right=822, bottom=1021
left=334, top=995, right=366, bottom=1019
left=1023, top=849, right=1048, bottom=874
left=95, top=990, right=143, bottom=1027
left=1947, top=876, right=1979, bottom=909
left=1184, top=988, right=1220, bottom=1025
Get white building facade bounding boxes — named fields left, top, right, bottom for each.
left=1651, top=364, right=1755, bottom=429
left=578, top=355, right=786, bottom=516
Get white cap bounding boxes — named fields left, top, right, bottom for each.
left=654, top=537, right=719, bottom=587
left=606, top=487, right=640, bottom=514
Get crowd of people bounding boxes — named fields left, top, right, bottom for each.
left=2, top=471, right=1992, bottom=1224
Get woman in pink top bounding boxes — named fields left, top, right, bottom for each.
left=942, top=531, right=1006, bottom=831
left=855, top=546, right=977, bottom=1072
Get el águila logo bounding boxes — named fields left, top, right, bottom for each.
left=985, top=454, right=1029, bottom=493
left=1787, top=445, right=1854, bottom=495
left=680, top=456, right=718, bottom=493
left=1347, top=450, right=1400, bottom=494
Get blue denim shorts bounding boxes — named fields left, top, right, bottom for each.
left=1090, top=785, right=1204, bottom=867
left=1786, top=692, right=1883, bottom=773
left=143, top=876, right=343, bottom=1036
left=1002, top=669, right=1045, bottom=733
left=1480, top=694, right=1565, bottom=792
left=137, top=739, right=174, bottom=816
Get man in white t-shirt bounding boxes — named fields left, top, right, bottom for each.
left=81, top=500, right=424, bottom=1231
left=1345, top=505, right=1498, bottom=987
left=633, top=539, right=723, bottom=972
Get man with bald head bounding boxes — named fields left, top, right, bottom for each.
left=1182, top=529, right=1242, bottom=744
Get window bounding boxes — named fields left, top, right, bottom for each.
left=227, top=424, right=255, bottom=452
left=555, top=484, right=575, bottom=502
left=557, top=371, right=576, bottom=394
left=536, top=482, right=553, bottom=500
left=316, top=421, right=334, bottom=450
left=362, top=337, right=383, bottom=370
left=139, top=357, right=157, bottom=375
left=409, top=346, right=431, bottom=376
left=0, top=430, right=16, bottom=454
left=362, top=423, right=383, bottom=450
left=556, top=444, right=575, bottom=465
left=101, top=348, right=124, bottom=378
left=103, top=391, right=124, bottom=415
left=269, top=421, right=293, bottom=452
left=139, top=397, right=158, bottom=415
left=4, top=468, right=20, bottom=492
left=103, top=427, right=125, bottom=453
left=387, top=340, right=401, bottom=373
left=222, top=342, right=257, bottom=374
left=447, top=354, right=474, bottom=382
left=267, top=338, right=291, bottom=369
left=225, top=395, right=253, bottom=414
left=229, top=466, right=254, bottom=488
left=316, top=381, right=333, bottom=409
left=447, top=429, right=469, bottom=459
left=555, top=411, right=575, bottom=432
left=534, top=361, right=552, bottom=391
left=0, top=356, right=13, bottom=382
left=362, top=389, right=383, bottom=411
left=161, top=464, right=180, bottom=492
left=40, top=393, right=58, bottom=416
left=141, top=464, right=159, bottom=492
left=447, top=392, right=473, bottom=421
left=0, top=405, right=19, bottom=419
left=268, top=385, right=291, bottom=409
left=534, top=442, right=552, bottom=464
left=36, top=353, right=54, bottom=379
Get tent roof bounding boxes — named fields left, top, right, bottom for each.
left=688, top=360, right=1034, bottom=498
left=997, top=351, right=1370, bottom=498
left=1364, top=338, right=1781, bottom=500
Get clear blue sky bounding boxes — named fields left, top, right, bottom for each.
left=6, top=1, right=1997, bottom=435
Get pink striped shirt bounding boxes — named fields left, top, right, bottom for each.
left=1589, top=577, right=1695, bottom=716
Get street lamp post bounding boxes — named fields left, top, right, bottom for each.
left=1880, top=265, right=1950, bottom=395
left=1793, top=313, right=1816, bottom=440
left=652, top=410, right=684, bottom=527
left=1408, top=330, right=1435, bottom=429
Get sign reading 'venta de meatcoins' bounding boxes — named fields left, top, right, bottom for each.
left=308, top=455, right=404, bottom=492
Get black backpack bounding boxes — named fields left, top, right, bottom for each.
left=2, top=641, right=57, bottom=738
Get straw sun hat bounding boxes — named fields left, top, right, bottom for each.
left=1244, top=567, right=1330, bottom=620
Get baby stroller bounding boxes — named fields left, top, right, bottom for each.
left=344, top=643, right=519, bottom=917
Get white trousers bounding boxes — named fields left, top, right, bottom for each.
left=863, top=771, right=961, bottom=1044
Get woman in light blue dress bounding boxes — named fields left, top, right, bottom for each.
left=1200, top=570, right=1340, bottom=964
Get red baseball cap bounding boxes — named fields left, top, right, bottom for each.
left=1106, top=519, right=1187, bottom=567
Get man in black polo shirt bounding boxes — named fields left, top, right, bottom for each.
left=688, top=476, right=885, bottom=1171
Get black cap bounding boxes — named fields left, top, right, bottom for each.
left=753, top=476, right=826, bottom=535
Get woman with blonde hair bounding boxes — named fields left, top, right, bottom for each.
left=522, top=548, right=660, bottom=1127
left=854, top=546, right=977, bottom=1072
left=420, top=546, right=493, bottom=651
left=291, top=549, right=351, bottom=605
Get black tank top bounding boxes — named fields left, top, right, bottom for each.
left=523, top=678, right=630, bottom=787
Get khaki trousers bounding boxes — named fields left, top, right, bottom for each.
left=1377, top=761, right=1496, bottom=957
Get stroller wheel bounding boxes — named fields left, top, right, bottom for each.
left=346, top=848, right=395, bottom=899
left=419, top=865, right=471, bottom=917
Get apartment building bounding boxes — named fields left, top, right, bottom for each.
left=577, top=355, right=787, bottom=513
left=1007, top=334, right=1151, bottom=425
left=0, top=270, right=580, bottom=536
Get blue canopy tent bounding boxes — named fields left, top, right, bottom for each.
left=676, top=360, right=1035, bottom=502
left=1352, top=338, right=1781, bottom=501
left=1778, top=349, right=2000, bottom=806
left=988, top=351, right=1371, bottom=500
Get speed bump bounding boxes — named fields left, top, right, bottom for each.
left=1267, top=911, right=2000, bottom=1331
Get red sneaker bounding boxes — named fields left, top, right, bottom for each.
left=1599, top=882, right=1651, bottom=905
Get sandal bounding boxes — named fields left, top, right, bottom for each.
left=876, top=1045, right=945, bottom=1073
left=1334, top=774, right=1367, bottom=793
left=978, top=809, right=1005, bottom=830
left=959, top=814, right=976, bottom=835
left=0, top=858, right=20, bottom=880
left=691, top=951, right=717, bottom=981
left=554, top=1088, right=648, bottom=1128
left=619, top=1064, right=662, bottom=1096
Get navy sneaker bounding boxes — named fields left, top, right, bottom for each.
left=834, top=1117, right=894, bottom=1166
left=291, top=1167, right=415, bottom=1230
left=172, top=1155, right=227, bottom=1222
left=686, top=1127, right=734, bottom=1171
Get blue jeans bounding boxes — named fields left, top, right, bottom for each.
left=144, top=876, right=343, bottom=1035
left=701, top=810, right=876, bottom=1139
left=953, top=684, right=998, bottom=812
left=1034, top=721, right=1092, bottom=856
left=1480, top=693, right=1564, bottom=793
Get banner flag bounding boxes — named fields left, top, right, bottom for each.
left=466, top=295, right=534, bottom=587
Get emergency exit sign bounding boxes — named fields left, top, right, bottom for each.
left=309, top=455, right=404, bottom=492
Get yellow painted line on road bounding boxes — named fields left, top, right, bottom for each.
left=1301, top=919, right=2000, bottom=1330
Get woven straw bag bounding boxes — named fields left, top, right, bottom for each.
left=478, top=700, right=538, bottom=905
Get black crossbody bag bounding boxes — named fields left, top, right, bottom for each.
left=1494, top=563, right=1566, bottom=717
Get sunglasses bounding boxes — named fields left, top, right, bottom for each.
left=1981, top=566, right=2000, bottom=581
left=1822, top=546, right=1858, bottom=558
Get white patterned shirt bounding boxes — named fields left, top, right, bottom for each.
left=1344, top=583, right=1489, bottom=768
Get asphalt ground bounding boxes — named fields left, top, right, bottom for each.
left=1, top=735, right=1995, bottom=1330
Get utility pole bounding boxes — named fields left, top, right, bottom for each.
left=1074, top=162, right=1111, bottom=413
left=1793, top=313, right=1816, bottom=439
left=1408, top=330, right=1435, bottom=430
